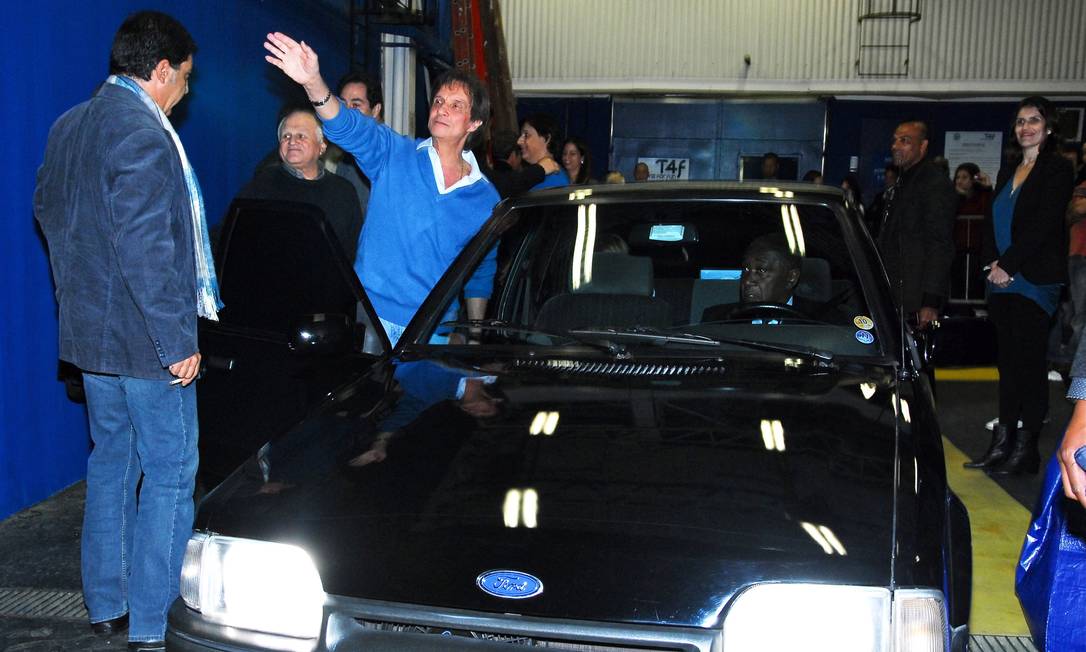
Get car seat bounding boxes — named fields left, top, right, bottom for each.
left=534, top=253, right=671, bottom=332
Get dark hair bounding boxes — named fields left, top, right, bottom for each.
left=337, top=70, right=383, bottom=109
left=521, top=113, right=562, bottom=159
left=109, top=11, right=196, bottom=81
left=955, top=162, right=980, bottom=178
left=748, top=233, right=800, bottom=272
left=763, top=152, right=780, bottom=162
left=432, top=69, right=489, bottom=124
left=842, top=173, right=864, bottom=202
left=1010, top=96, right=1061, bottom=159
left=430, top=69, right=489, bottom=147
left=491, top=129, right=520, bottom=160
left=563, top=137, right=593, bottom=184
left=801, top=169, right=822, bottom=182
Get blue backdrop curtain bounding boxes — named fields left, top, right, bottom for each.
left=1, top=0, right=352, bottom=520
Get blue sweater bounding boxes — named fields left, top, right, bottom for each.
left=322, top=107, right=500, bottom=326
left=533, top=169, right=570, bottom=190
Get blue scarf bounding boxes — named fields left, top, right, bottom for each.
left=106, top=75, right=222, bottom=320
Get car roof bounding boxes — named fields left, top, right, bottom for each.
left=498, top=180, right=850, bottom=210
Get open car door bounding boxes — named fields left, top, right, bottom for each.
left=196, top=199, right=389, bottom=487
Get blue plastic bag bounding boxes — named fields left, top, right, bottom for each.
left=1016, top=455, right=1086, bottom=651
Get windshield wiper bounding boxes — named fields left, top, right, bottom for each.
left=639, top=324, right=833, bottom=362
left=571, top=326, right=831, bottom=363
left=439, top=319, right=564, bottom=341
left=708, top=336, right=835, bottom=363
left=569, top=327, right=720, bottom=347
left=437, top=319, right=623, bottom=355
left=437, top=321, right=833, bottom=364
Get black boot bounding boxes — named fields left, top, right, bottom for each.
left=963, top=423, right=1013, bottom=469
left=989, top=430, right=1040, bottom=476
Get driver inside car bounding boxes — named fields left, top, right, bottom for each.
left=702, top=234, right=846, bottom=324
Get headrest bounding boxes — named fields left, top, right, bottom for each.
left=795, top=257, right=831, bottom=302
left=572, top=252, right=654, bottom=296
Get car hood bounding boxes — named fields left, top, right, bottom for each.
left=199, top=356, right=901, bottom=628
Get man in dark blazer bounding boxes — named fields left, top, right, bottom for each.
left=877, top=120, right=958, bottom=328
left=702, top=234, right=849, bottom=325
left=34, top=11, right=213, bottom=651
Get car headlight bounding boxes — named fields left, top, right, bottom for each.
left=721, top=584, right=947, bottom=651
left=180, top=533, right=325, bottom=639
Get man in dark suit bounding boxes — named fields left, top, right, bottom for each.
left=702, top=235, right=846, bottom=324
left=237, top=108, right=363, bottom=262
left=34, top=11, right=215, bottom=651
left=877, top=120, right=958, bottom=328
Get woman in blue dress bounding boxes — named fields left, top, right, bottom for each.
left=975, top=96, right=1075, bottom=475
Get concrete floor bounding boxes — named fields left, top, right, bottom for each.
left=939, top=378, right=1068, bottom=511
left=0, top=483, right=127, bottom=651
left=0, top=377, right=1066, bottom=650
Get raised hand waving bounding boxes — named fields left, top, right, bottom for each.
left=264, top=32, right=321, bottom=87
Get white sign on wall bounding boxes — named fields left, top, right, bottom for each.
left=638, top=157, right=690, bottom=181
left=944, top=131, right=1003, bottom=183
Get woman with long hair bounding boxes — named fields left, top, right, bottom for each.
left=965, top=96, right=1076, bottom=475
left=953, top=161, right=993, bottom=216
left=517, top=113, right=570, bottom=190
left=561, top=137, right=594, bottom=185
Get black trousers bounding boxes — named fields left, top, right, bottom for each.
left=988, top=293, right=1052, bottom=433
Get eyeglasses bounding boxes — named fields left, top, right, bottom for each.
left=432, top=96, right=469, bottom=114
left=280, top=132, right=312, bottom=142
left=1074, top=188, right=1086, bottom=198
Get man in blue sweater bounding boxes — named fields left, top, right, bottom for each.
left=264, top=32, right=500, bottom=345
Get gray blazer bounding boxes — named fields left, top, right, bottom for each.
left=35, top=83, right=198, bottom=379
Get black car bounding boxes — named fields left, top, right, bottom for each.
left=193, top=199, right=390, bottom=487
left=169, top=183, right=971, bottom=651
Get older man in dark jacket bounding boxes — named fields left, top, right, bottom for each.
left=34, top=11, right=218, bottom=651
left=877, top=120, right=958, bottom=328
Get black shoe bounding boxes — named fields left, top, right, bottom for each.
left=989, top=430, right=1040, bottom=476
left=128, top=641, right=165, bottom=651
left=90, top=613, right=128, bottom=636
left=963, top=424, right=1014, bottom=469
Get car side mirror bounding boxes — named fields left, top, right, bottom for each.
left=288, top=313, right=357, bottom=355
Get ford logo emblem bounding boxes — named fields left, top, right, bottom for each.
left=476, top=570, right=543, bottom=599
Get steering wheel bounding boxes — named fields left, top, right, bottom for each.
left=725, top=302, right=813, bottom=321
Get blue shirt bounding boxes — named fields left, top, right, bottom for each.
left=321, top=107, right=500, bottom=327
left=989, top=181, right=1062, bottom=315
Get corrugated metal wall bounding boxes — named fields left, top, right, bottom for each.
left=502, top=0, right=1086, bottom=95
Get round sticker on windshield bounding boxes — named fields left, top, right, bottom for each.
left=854, top=315, right=874, bottom=330
left=855, top=330, right=875, bottom=345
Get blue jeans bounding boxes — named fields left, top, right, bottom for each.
left=81, top=373, right=198, bottom=642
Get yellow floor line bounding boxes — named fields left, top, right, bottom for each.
left=942, top=436, right=1031, bottom=635
left=936, top=367, right=1000, bottom=381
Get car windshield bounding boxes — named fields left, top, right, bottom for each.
left=422, top=193, right=885, bottom=358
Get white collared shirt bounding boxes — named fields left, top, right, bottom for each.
left=417, top=138, right=484, bottom=194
